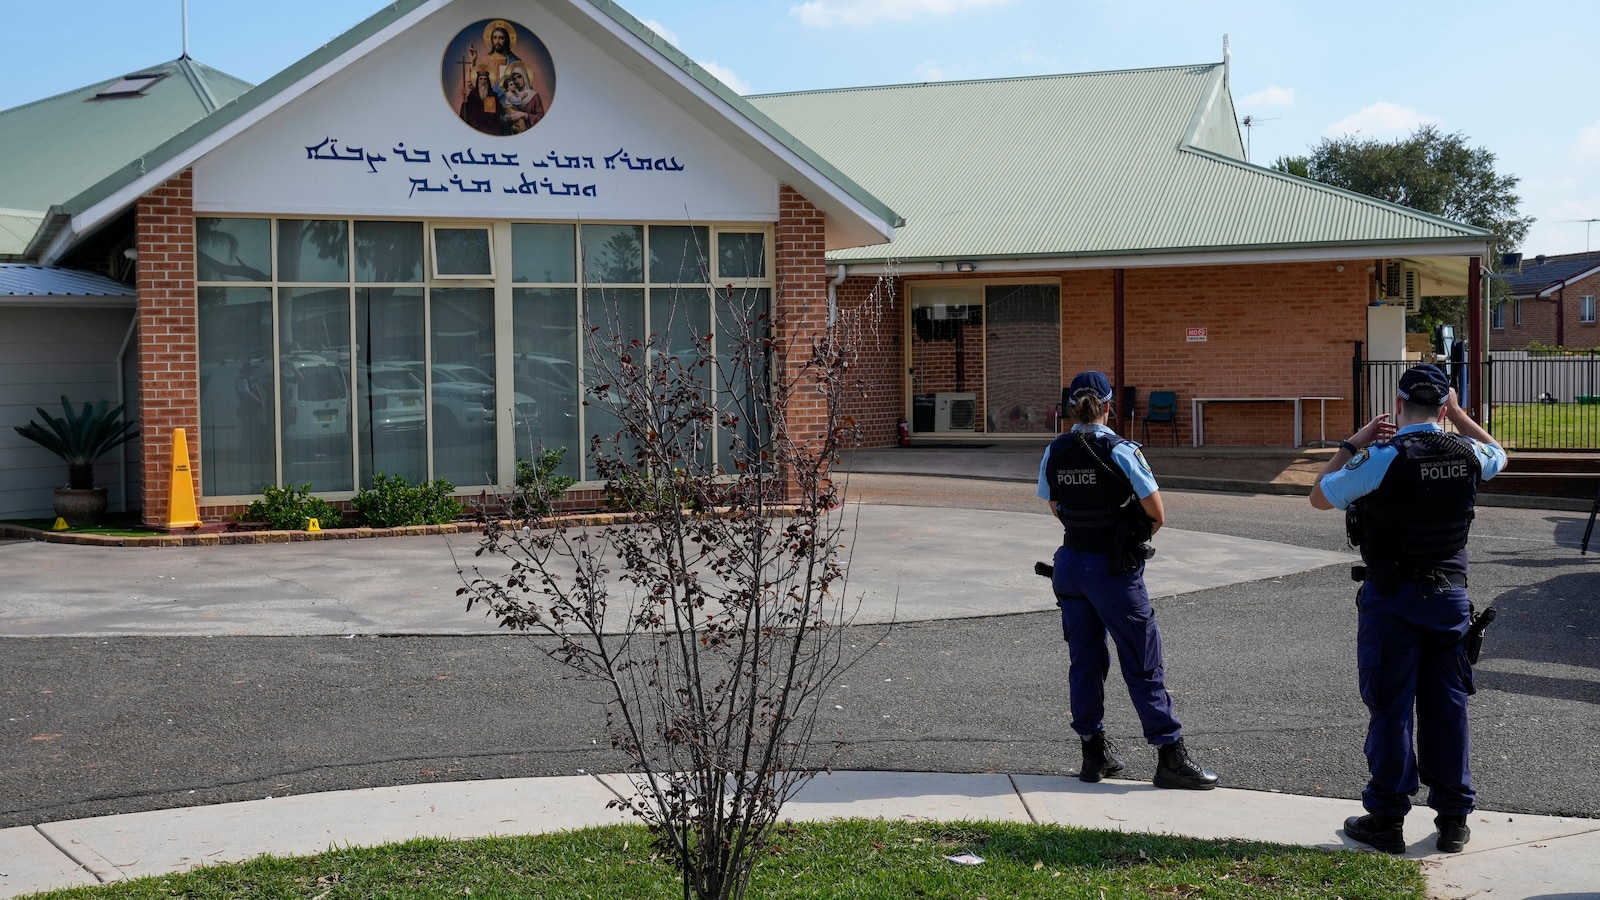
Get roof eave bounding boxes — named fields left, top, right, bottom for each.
left=828, top=236, right=1493, bottom=271
left=46, top=0, right=900, bottom=263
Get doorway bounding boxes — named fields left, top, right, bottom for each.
left=907, top=282, right=1060, bottom=435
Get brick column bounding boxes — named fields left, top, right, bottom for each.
left=774, top=186, right=830, bottom=499
left=135, top=169, right=199, bottom=528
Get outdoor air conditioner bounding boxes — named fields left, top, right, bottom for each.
left=1382, top=262, right=1423, bottom=313
left=934, top=392, right=977, bottom=432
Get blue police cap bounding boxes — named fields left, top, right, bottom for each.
left=1069, top=370, right=1113, bottom=404
left=1397, top=363, right=1449, bottom=404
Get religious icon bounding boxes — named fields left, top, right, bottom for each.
left=441, top=18, right=556, bottom=137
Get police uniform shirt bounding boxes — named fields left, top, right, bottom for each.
left=1317, top=423, right=1507, bottom=510
left=1036, top=423, right=1159, bottom=501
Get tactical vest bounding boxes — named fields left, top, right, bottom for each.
left=1353, top=431, right=1479, bottom=584
left=1048, top=431, right=1140, bottom=554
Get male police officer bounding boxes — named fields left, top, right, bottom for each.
left=1039, top=370, right=1218, bottom=790
left=1311, top=363, right=1506, bottom=854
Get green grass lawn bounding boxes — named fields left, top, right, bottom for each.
left=28, top=819, right=1423, bottom=900
left=1491, top=402, right=1600, bottom=449
left=1, top=517, right=163, bottom=538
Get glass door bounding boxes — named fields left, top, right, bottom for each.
left=907, top=283, right=1060, bottom=435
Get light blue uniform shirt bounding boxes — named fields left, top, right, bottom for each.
left=1037, top=423, right=1160, bottom=500
left=1318, top=423, right=1507, bottom=510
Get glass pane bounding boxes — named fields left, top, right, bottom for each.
left=512, top=223, right=576, bottom=283
left=907, top=285, right=983, bottom=433
left=715, top=287, right=770, bottom=472
left=512, top=288, right=580, bottom=480
left=277, top=220, right=349, bottom=282
left=581, top=224, right=643, bottom=284
left=196, top=218, right=271, bottom=282
left=433, top=227, right=492, bottom=276
left=650, top=287, right=712, bottom=470
left=355, top=221, right=424, bottom=283
left=583, top=287, right=644, bottom=481
left=278, top=287, right=353, bottom=492
left=355, top=288, right=426, bottom=487
left=984, top=284, right=1060, bottom=435
left=431, top=287, right=498, bottom=486
left=648, top=225, right=710, bottom=284
left=198, top=287, right=275, bottom=495
left=717, top=232, right=766, bottom=279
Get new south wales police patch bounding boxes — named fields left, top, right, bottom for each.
left=1135, top=448, right=1152, bottom=472
left=1344, top=448, right=1370, bottom=470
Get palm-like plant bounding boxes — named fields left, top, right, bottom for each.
left=14, top=396, right=140, bottom=490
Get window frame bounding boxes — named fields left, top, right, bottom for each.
left=429, top=222, right=496, bottom=280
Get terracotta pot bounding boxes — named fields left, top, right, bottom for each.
left=53, top=488, right=108, bottom=528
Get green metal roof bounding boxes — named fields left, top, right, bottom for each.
left=30, top=0, right=897, bottom=263
left=0, top=58, right=252, bottom=257
left=749, top=64, right=1491, bottom=264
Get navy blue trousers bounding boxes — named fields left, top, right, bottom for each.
left=1052, top=545, right=1182, bottom=746
left=1357, top=580, right=1475, bottom=817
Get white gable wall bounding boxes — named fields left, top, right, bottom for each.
left=193, top=0, right=779, bottom=223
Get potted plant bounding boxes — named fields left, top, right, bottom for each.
left=14, top=396, right=140, bottom=527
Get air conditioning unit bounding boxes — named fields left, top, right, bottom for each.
left=1382, top=262, right=1422, bottom=313
left=934, top=392, right=977, bottom=432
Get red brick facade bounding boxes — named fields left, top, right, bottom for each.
left=135, top=170, right=200, bottom=528
left=1493, top=269, right=1600, bottom=350
left=774, top=186, right=830, bottom=456
left=838, top=261, right=1370, bottom=448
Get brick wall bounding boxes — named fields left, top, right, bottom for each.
left=1494, top=271, right=1600, bottom=350
left=774, top=187, right=830, bottom=485
left=843, top=262, right=1367, bottom=448
left=135, top=170, right=200, bottom=527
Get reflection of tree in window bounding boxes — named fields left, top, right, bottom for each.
left=582, top=224, right=643, bottom=284
left=197, top=218, right=271, bottom=282
left=355, top=221, right=424, bottom=282
left=278, top=220, right=349, bottom=282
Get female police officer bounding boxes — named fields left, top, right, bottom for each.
left=1037, top=370, right=1218, bottom=790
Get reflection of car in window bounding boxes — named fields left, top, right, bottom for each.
left=360, top=364, right=427, bottom=432
left=424, top=363, right=496, bottom=432
left=281, top=355, right=350, bottom=445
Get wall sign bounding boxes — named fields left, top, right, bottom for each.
left=1186, top=327, right=1208, bottom=342
left=441, top=18, right=556, bottom=137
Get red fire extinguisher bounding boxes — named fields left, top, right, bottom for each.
left=897, top=417, right=911, bottom=447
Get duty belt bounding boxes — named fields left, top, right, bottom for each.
left=1350, top=566, right=1467, bottom=590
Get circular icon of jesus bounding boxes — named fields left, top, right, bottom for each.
left=440, top=18, right=556, bottom=136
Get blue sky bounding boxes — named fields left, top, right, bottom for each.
left=6, top=0, right=1597, bottom=256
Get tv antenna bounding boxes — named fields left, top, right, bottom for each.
left=1239, top=115, right=1280, bottom=162
left=1557, top=218, right=1600, bottom=255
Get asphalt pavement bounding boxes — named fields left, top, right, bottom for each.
left=2, top=445, right=1598, bottom=899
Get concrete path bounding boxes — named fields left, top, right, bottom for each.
left=3, top=771, right=1594, bottom=899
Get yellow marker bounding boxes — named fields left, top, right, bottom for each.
left=50, top=517, right=70, bottom=531
left=166, top=428, right=203, bottom=529
left=306, top=518, right=321, bottom=532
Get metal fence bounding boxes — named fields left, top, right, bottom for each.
left=1353, top=350, right=1600, bottom=450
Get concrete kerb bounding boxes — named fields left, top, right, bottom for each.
left=4, top=772, right=1597, bottom=899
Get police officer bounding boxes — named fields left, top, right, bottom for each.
left=1310, top=363, right=1506, bottom=854
left=1038, top=370, right=1219, bottom=790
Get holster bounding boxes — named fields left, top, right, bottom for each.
left=1108, top=509, right=1155, bottom=576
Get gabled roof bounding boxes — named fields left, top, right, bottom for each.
left=27, top=0, right=898, bottom=264
left=0, top=264, right=136, bottom=302
left=1504, top=252, right=1600, bottom=297
left=749, top=64, right=1492, bottom=265
left=0, top=58, right=252, bottom=257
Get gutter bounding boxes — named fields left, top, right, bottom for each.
left=827, top=264, right=847, bottom=327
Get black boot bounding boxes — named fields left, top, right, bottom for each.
left=1153, top=738, right=1218, bottom=790
left=1343, top=813, right=1406, bottom=854
left=1434, top=814, right=1471, bottom=853
left=1079, top=732, right=1126, bottom=783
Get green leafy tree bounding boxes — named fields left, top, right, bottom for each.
left=1272, top=125, right=1532, bottom=331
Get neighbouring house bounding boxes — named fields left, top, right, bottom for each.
left=0, top=0, right=1492, bottom=527
left=1490, top=251, right=1600, bottom=350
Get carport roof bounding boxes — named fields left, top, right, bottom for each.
left=748, top=64, right=1493, bottom=266
left=0, top=263, right=136, bottom=298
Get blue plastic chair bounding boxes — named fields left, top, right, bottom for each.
left=1143, top=390, right=1178, bottom=445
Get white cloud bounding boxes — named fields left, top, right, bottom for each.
left=1323, top=102, right=1432, bottom=140
left=789, top=0, right=1011, bottom=28
left=1239, top=86, right=1294, bottom=108
left=699, top=61, right=752, bottom=95
left=1574, top=120, right=1600, bottom=162
left=640, top=19, right=679, bottom=47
